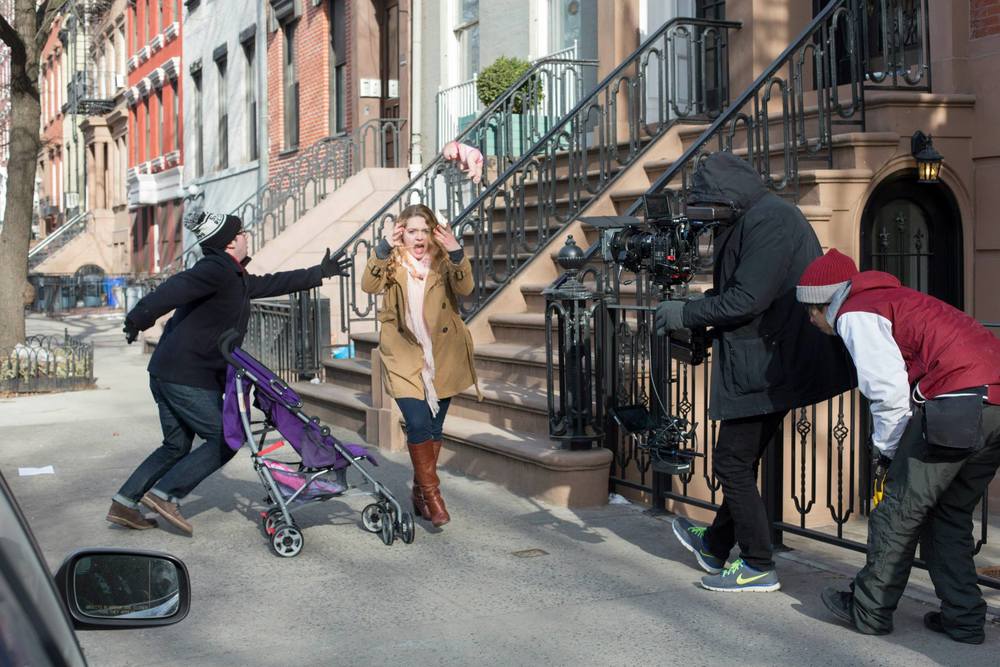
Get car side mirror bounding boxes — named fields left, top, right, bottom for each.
left=54, top=548, right=191, bottom=629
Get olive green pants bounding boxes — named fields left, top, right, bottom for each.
left=852, top=404, right=1000, bottom=642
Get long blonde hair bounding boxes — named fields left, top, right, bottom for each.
left=385, top=204, right=445, bottom=286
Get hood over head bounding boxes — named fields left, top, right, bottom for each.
left=686, top=151, right=768, bottom=213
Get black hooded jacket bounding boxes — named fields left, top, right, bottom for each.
left=127, top=247, right=324, bottom=390
left=682, top=152, right=856, bottom=420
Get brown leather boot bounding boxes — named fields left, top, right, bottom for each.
left=106, top=500, right=157, bottom=530
left=407, top=440, right=450, bottom=527
left=411, top=483, right=428, bottom=518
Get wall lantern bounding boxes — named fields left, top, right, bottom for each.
left=911, top=131, right=943, bottom=184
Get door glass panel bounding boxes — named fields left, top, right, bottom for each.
left=870, top=198, right=931, bottom=294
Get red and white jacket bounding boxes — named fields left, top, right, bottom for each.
left=832, top=271, right=1000, bottom=457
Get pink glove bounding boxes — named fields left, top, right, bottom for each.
left=443, top=140, right=484, bottom=184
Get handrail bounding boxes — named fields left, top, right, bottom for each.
left=27, top=211, right=91, bottom=269
left=425, top=15, right=740, bottom=319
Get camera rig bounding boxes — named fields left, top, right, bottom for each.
left=582, top=191, right=739, bottom=475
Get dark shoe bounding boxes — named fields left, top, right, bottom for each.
left=671, top=517, right=725, bottom=574
left=141, top=492, right=193, bottom=535
left=923, top=612, right=985, bottom=645
left=821, top=587, right=855, bottom=626
left=701, top=559, right=780, bottom=592
left=106, top=501, right=157, bottom=530
left=407, top=441, right=450, bottom=527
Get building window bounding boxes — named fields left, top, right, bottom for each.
left=132, top=3, right=139, bottom=51
left=216, top=55, right=228, bottom=169
left=144, top=101, right=151, bottom=162
left=329, top=0, right=346, bottom=134
left=172, top=81, right=180, bottom=152
left=283, top=21, right=299, bottom=150
left=156, top=90, right=164, bottom=156
left=455, top=0, right=479, bottom=80
left=148, top=0, right=155, bottom=41
left=193, top=70, right=203, bottom=177
left=243, top=40, right=258, bottom=161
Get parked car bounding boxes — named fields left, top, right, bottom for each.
left=0, top=470, right=190, bottom=666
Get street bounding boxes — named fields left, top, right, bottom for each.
left=2, top=314, right=998, bottom=666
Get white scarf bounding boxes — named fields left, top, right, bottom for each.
left=402, top=251, right=440, bottom=417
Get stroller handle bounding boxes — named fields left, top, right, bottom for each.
left=218, top=329, right=241, bottom=367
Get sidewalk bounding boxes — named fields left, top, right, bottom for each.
left=2, top=314, right=998, bottom=666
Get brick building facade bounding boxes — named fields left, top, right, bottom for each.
left=37, top=15, right=66, bottom=237
left=125, top=0, right=184, bottom=274
left=972, top=0, right=1000, bottom=38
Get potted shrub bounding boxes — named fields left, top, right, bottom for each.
left=473, top=56, right=544, bottom=158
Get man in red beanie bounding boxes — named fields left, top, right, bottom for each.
left=797, top=248, right=1000, bottom=644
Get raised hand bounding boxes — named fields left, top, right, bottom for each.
left=433, top=224, right=461, bottom=253
left=320, top=248, right=352, bottom=278
left=390, top=221, right=405, bottom=247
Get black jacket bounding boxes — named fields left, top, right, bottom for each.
left=682, top=152, right=856, bottom=420
left=128, top=247, right=324, bottom=390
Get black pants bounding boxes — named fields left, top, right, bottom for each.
left=702, top=411, right=787, bottom=572
left=852, top=404, right=1000, bottom=641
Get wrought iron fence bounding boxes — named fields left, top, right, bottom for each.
left=244, top=288, right=330, bottom=384
left=335, top=16, right=740, bottom=340
left=163, top=118, right=406, bottom=276
left=862, top=0, right=931, bottom=91
left=0, top=332, right=94, bottom=394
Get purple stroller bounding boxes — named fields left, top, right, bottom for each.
left=219, top=331, right=414, bottom=557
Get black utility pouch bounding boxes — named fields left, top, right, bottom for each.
left=922, top=387, right=986, bottom=451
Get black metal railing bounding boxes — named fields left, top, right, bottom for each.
left=0, top=332, right=94, bottom=394
left=862, top=0, right=931, bottom=91
left=162, top=118, right=406, bottom=276
left=335, top=16, right=740, bottom=339
left=244, top=288, right=330, bottom=384
left=332, top=50, right=601, bottom=338
left=27, top=211, right=90, bottom=270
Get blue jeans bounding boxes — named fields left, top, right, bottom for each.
left=114, top=376, right=235, bottom=508
left=396, top=397, right=451, bottom=444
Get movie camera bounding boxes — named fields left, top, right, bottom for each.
left=583, top=192, right=740, bottom=475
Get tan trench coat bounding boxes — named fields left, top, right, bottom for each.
left=361, top=251, right=481, bottom=402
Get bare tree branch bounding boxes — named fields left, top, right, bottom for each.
left=0, top=12, right=25, bottom=70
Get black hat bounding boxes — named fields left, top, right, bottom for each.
left=185, top=211, right=242, bottom=250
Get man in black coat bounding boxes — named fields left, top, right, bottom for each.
left=656, top=152, right=855, bottom=591
left=106, top=211, right=351, bottom=534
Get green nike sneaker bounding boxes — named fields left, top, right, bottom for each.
left=700, top=558, right=780, bottom=593
left=671, top=517, right=725, bottom=574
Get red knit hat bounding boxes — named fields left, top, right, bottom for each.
left=796, top=249, right=859, bottom=304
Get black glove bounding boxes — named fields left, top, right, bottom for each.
left=654, top=300, right=686, bottom=335
left=123, top=318, right=139, bottom=345
left=320, top=248, right=352, bottom=278
left=871, top=453, right=892, bottom=508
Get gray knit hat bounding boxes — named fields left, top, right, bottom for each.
left=185, top=211, right=242, bottom=250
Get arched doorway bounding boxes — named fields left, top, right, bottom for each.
left=860, top=170, right=963, bottom=308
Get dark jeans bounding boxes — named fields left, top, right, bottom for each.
left=702, top=411, right=787, bottom=572
left=396, top=397, right=452, bottom=444
left=115, top=376, right=234, bottom=507
left=852, top=404, right=1000, bottom=641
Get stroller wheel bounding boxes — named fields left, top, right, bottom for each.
left=399, top=511, right=415, bottom=544
left=261, top=508, right=282, bottom=536
left=361, top=504, right=383, bottom=533
left=380, top=511, right=395, bottom=546
left=270, top=523, right=304, bottom=558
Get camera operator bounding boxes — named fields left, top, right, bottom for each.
left=658, top=151, right=855, bottom=592
left=797, top=250, right=1000, bottom=644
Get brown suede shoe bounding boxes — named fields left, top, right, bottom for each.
left=106, top=501, right=157, bottom=530
left=141, top=492, right=193, bottom=535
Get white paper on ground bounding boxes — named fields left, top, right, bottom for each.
left=18, top=466, right=54, bottom=476
left=608, top=493, right=631, bottom=505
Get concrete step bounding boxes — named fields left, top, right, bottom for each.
left=293, top=381, right=372, bottom=439
left=350, top=331, right=379, bottom=361
left=449, top=377, right=551, bottom=434
left=323, top=357, right=372, bottom=394
left=439, top=414, right=612, bottom=507
left=473, top=341, right=550, bottom=388
left=489, top=312, right=549, bottom=347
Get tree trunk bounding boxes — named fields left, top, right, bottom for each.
left=0, top=0, right=43, bottom=351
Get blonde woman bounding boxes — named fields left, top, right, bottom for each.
left=362, top=204, right=480, bottom=528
